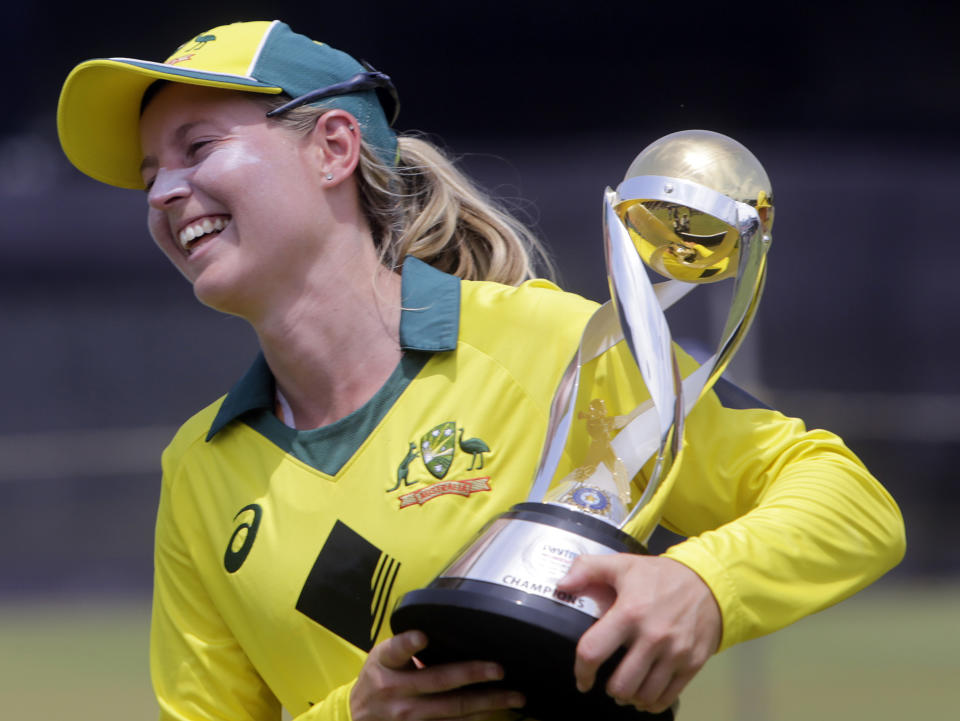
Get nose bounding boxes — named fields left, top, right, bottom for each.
left=147, top=166, right=192, bottom=209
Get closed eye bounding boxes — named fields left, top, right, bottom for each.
left=186, top=139, right=214, bottom=159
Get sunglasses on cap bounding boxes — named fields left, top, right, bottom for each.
left=265, top=63, right=400, bottom=125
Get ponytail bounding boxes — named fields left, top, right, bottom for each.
left=265, top=100, right=555, bottom=286
left=356, top=135, right=554, bottom=285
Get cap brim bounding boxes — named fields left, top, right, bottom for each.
left=57, top=58, right=282, bottom=189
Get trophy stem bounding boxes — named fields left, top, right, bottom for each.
left=607, top=176, right=771, bottom=539
left=618, top=254, right=768, bottom=539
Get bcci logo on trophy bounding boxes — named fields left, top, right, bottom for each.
left=389, top=421, right=493, bottom=508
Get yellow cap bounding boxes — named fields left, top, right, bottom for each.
left=57, top=20, right=397, bottom=189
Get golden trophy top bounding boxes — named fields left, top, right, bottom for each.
left=616, top=129, right=774, bottom=283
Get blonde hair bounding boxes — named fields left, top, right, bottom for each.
left=266, top=101, right=555, bottom=286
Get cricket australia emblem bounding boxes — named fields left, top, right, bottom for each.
left=389, top=421, right=494, bottom=508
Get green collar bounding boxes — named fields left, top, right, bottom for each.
left=206, top=257, right=460, bottom=441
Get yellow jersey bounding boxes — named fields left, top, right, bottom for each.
left=151, top=257, right=904, bottom=720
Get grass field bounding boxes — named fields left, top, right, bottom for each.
left=679, top=580, right=960, bottom=720
left=1, top=581, right=956, bottom=720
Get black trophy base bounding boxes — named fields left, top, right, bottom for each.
left=391, top=504, right=673, bottom=720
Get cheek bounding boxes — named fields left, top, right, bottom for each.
left=215, top=144, right=266, bottom=174
left=147, top=209, right=180, bottom=260
left=196, top=141, right=275, bottom=196
left=209, top=136, right=317, bottom=209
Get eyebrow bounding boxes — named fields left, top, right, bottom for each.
left=139, top=121, right=204, bottom=174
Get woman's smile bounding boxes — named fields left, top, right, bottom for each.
left=177, top=215, right=231, bottom=254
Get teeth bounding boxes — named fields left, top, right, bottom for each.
left=179, top=217, right=228, bottom=250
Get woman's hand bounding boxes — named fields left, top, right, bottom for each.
left=350, top=630, right=526, bottom=721
left=557, top=554, right=722, bottom=714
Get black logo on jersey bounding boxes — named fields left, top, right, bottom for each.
left=296, top=521, right=400, bottom=652
left=223, top=504, right=262, bottom=573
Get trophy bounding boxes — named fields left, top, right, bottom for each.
left=391, top=130, right=774, bottom=719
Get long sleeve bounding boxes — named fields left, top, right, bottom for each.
left=658, top=388, right=906, bottom=651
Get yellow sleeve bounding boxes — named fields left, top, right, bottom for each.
left=152, top=454, right=357, bottom=721
left=658, top=386, right=906, bottom=652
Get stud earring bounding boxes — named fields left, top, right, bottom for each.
left=325, top=173, right=334, bottom=181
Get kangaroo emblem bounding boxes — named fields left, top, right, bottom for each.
left=388, top=442, right=420, bottom=492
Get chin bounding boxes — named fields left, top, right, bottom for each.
left=191, top=272, right=251, bottom=318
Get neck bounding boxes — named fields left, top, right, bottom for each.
left=253, top=250, right=403, bottom=430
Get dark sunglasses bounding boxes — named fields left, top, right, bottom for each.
left=265, top=63, right=400, bottom=125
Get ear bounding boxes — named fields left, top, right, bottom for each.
left=307, top=109, right=362, bottom=185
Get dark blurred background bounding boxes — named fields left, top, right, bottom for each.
left=2, top=0, right=958, bottom=600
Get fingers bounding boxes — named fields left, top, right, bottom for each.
left=408, top=658, right=505, bottom=696
left=606, top=644, right=672, bottom=711
left=563, top=554, right=632, bottom=693
left=602, top=638, right=655, bottom=701
left=411, top=686, right=525, bottom=720
left=355, top=632, right=524, bottom=720
left=565, top=554, right=721, bottom=713
left=573, top=607, right=631, bottom=693
left=645, top=670, right=693, bottom=713
left=581, top=629, right=694, bottom=713
left=377, top=633, right=509, bottom=695
left=557, top=552, right=623, bottom=593
left=376, top=630, right=429, bottom=670
left=360, top=683, right=524, bottom=721
left=611, top=657, right=695, bottom=713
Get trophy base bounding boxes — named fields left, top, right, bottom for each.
left=391, top=504, right=672, bottom=720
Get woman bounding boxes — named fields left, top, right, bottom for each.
left=57, top=19, right=905, bottom=721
